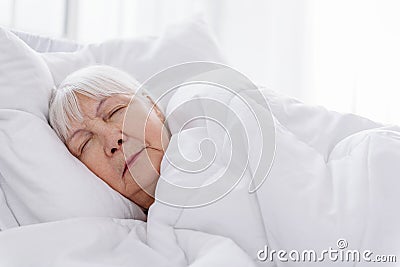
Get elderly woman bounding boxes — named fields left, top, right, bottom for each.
left=49, top=65, right=171, bottom=213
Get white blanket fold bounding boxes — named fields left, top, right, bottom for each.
left=148, top=87, right=400, bottom=267
left=0, top=217, right=255, bottom=267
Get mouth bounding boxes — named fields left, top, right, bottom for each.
left=122, top=148, right=146, bottom=177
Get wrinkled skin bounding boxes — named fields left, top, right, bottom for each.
left=66, top=93, right=170, bottom=211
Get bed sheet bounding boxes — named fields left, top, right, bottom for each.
left=0, top=179, right=18, bottom=230
left=0, top=217, right=255, bottom=267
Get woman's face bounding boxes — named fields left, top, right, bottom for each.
left=66, top=93, right=170, bottom=210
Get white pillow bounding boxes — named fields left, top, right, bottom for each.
left=0, top=28, right=145, bottom=225
left=11, top=29, right=83, bottom=53
left=42, top=16, right=226, bottom=85
left=0, top=17, right=225, bottom=226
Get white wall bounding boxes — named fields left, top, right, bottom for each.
left=1, top=0, right=399, bottom=124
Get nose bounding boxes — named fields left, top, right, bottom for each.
left=87, top=119, right=124, bottom=157
left=110, top=138, right=123, bottom=154
left=100, top=125, right=123, bottom=157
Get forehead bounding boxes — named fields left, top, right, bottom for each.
left=75, top=93, right=131, bottom=117
left=66, top=93, right=132, bottom=140
left=75, top=93, right=100, bottom=118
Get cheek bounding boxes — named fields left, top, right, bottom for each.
left=144, top=113, right=165, bottom=147
left=127, top=148, right=163, bottom=189
left=123, top=101, right=165, bottom=145
left=123, top=110, right=146, bottom=141
left=81, top=147, right=118, bottom=184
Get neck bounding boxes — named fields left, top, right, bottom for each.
left=132, top=190, right=155, bottom=210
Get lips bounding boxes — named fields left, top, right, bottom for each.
left=122, top=148, right=145, bottom=177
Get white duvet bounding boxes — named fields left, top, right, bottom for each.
left=1, top=86, right=399, bottom=267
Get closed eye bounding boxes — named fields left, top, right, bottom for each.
left=79, top=137, right=91, bottom=156
left=108, top=106, right=126, bottom=119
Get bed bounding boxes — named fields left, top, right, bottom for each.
left=1, top=18, right=399, bottom=267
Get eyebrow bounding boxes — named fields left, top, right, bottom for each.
left=96, top=97, right=109, bottom=116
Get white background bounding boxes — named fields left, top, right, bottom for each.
left=1, top=0, right=399, bottom=125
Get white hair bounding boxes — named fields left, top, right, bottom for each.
left=49, top=65, right=143, bottom=143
